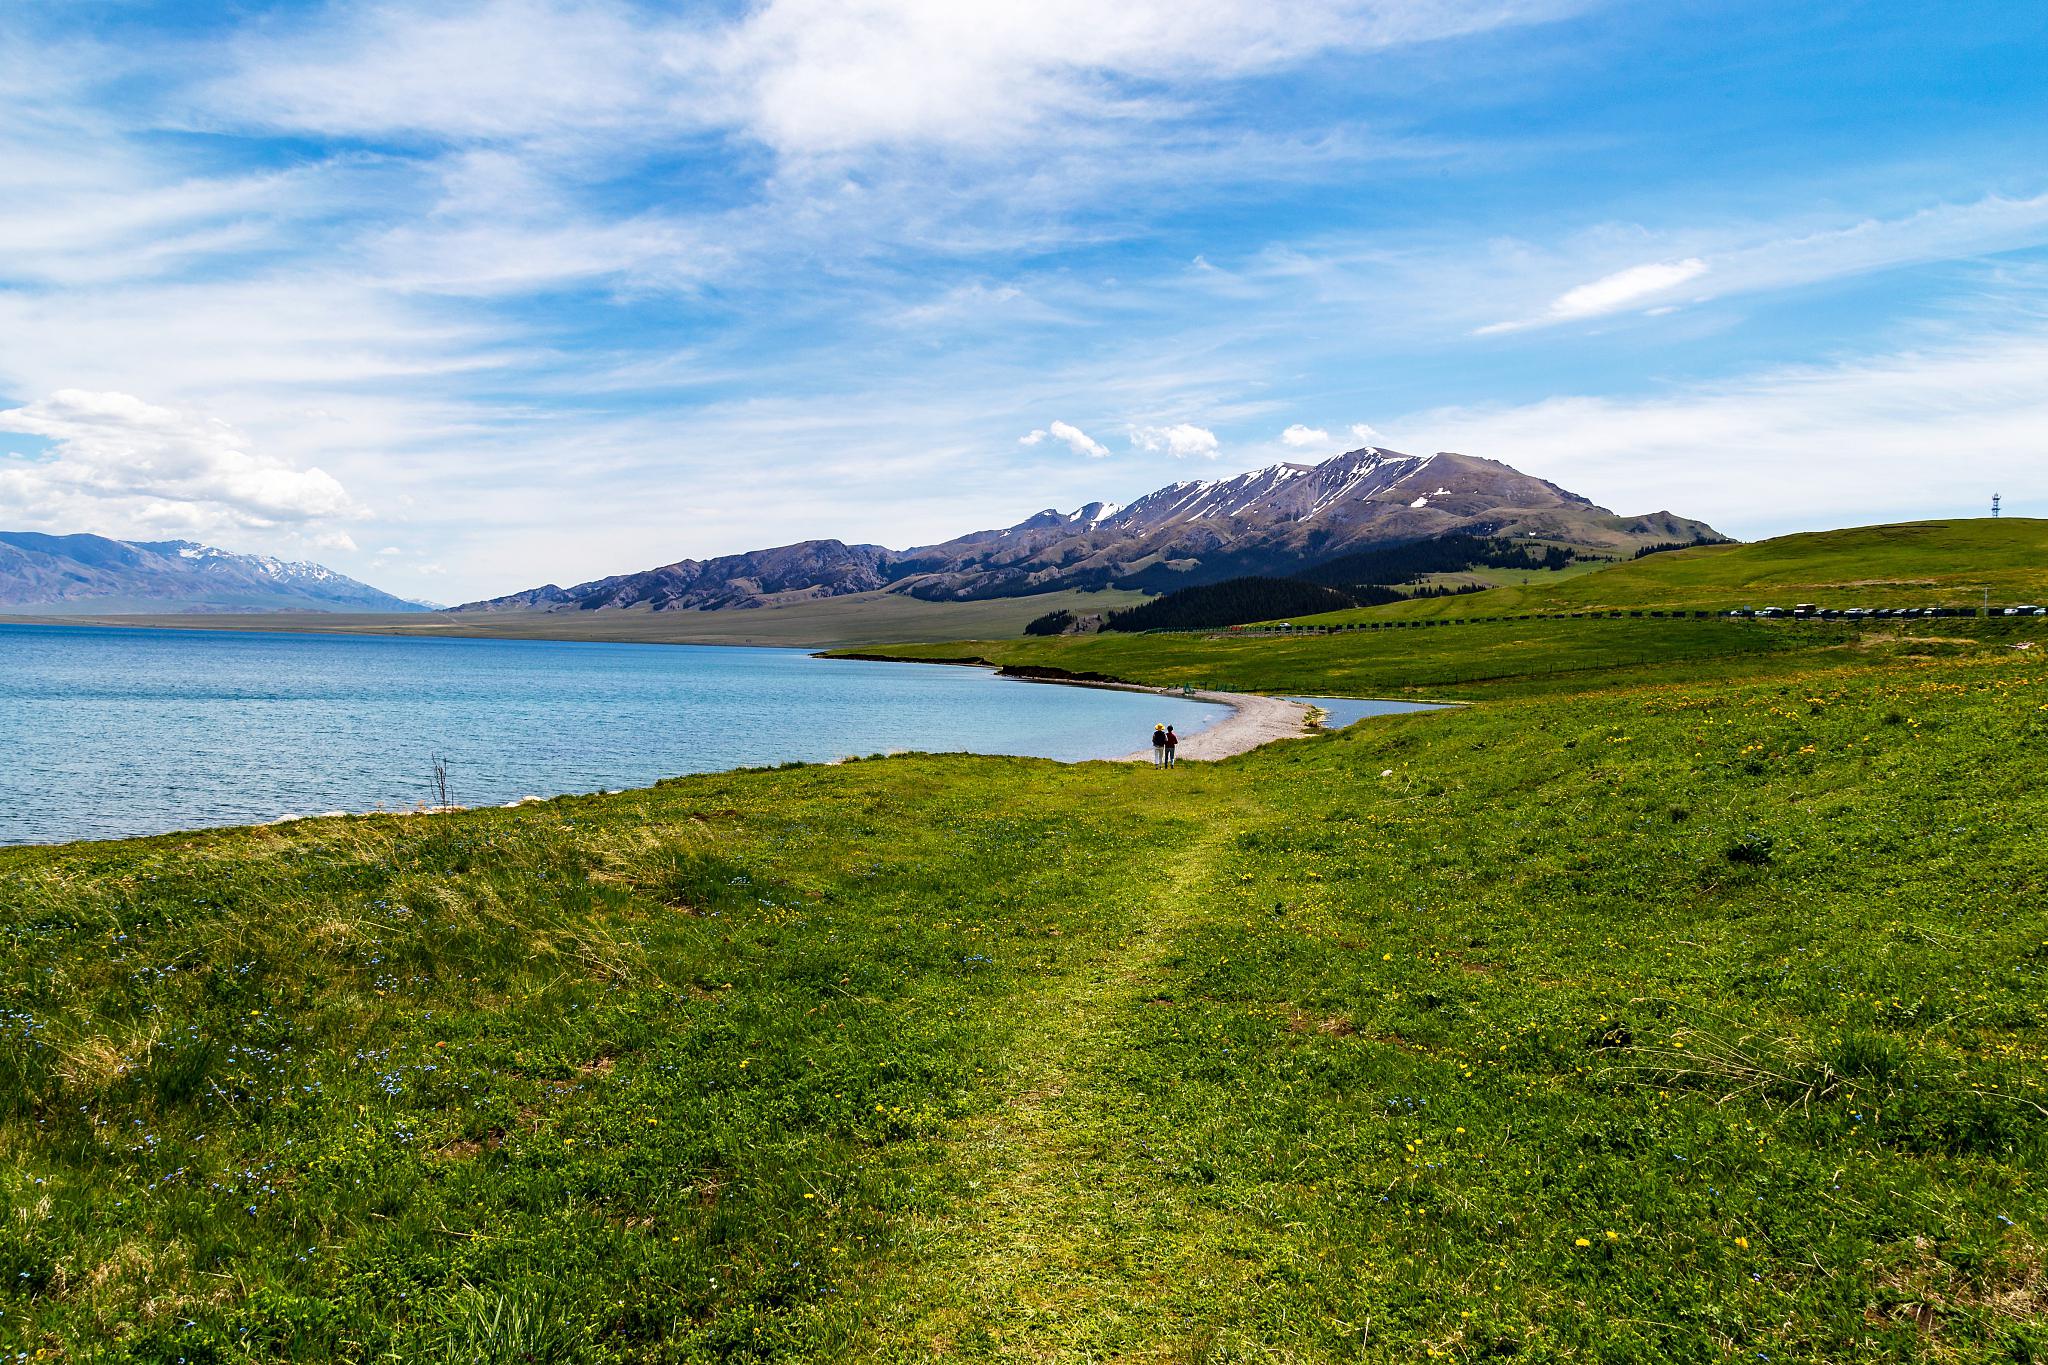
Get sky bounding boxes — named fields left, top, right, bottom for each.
left=0, top=0, right=2044, bottom=603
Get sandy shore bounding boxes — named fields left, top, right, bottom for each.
left=987, top=672, right=1316, bottom=762
left=1107, top=688, right=1316, bottom=763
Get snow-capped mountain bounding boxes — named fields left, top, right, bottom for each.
left=457, top=447, right=1722, bottom=614
left=0, top=533, right=430, bottom=614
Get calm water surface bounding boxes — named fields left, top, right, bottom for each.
left=0, top=624, right=1225, bottom=845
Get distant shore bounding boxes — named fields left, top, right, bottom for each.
left=0, top=587, right=1146, bottom=652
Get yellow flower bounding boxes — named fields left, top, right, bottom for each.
left=1574, top=1237, right=1591, bottom=1247
left=1604, top=1230, right=1619, bottom=1241
left=1734, top=1236, right=1750, bottom=1249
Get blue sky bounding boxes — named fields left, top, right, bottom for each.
left=0, top=0, right=2043, bottom=601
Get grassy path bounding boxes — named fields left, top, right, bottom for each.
left=870, top=813, right=1264, bottom=1360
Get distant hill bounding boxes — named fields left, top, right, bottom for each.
left=455, top=447, right=1722, bottom=614
left=0, top=533, right=430, bottom=614
left=1282, top=519, right=2048, bottom=624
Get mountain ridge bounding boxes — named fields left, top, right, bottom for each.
left=0, top=532, right=431, bottom=614
left=456, top=447, right=1723, bottom=615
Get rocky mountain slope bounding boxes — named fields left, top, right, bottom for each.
left=457, top=448, right=1723, bottom=613
left=0, top=533, right=429, bottom=614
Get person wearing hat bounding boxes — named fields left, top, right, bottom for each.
left=1151, top=723, right=1168, bottom=766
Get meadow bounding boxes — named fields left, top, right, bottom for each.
left=3, top=614, right=2046, bottom=1361
left=1286, top=519, right=2048, bottom=625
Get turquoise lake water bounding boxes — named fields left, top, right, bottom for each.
left=0, top=624, right=1229, bottom=845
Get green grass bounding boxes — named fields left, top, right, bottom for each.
left=1412, top=559, right=1616, bottom=591
left=3, top=588, right=1152, bottom=650
left=1287, top=519, right=2048, bottom=625
left=6, top=619, right=2048, bottom=1360
left=837, top=616, right=1904, bottom=700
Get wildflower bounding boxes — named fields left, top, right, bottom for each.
left=1574, top=1237, right=1591, bottom=1247
left=1734, top=1236, right=1749, bottom=1249
left=1604, top=1230, right=1619, bottom=1241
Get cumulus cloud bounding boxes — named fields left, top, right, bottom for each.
left=1281, top=423, right=1331, bottom=448
left=1349, top=422, right=1385, bottom=444
left=1131, top=423, right=1220, bottom=458
left=0, top=390, right=363, bottom=537
left=1479, top=258, right=1707, bottom=334
left=1021, top=420, right=1111, bottom=458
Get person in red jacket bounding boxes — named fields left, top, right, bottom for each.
left=1164, top=724, right=1180, bottom=767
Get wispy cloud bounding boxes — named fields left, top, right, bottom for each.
left=1474, top=194, right=2048, bottom=334
left=1478, top=258, right=1707, bottom=333
left=1408, top=316, right=2048, bottom=533
left=204, top=0, right=1577, bottom=156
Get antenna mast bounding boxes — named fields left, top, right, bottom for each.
left=1993, top=493, right=2001, bottom=518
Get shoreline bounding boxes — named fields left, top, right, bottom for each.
left=1009, top=676, right=1318, bottom=762
left=0, top=654, right=1323, bottom=851
left=829, top=652, right=1321, bottom=763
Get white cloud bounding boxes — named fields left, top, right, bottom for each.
left=1281, top=423, right=1331, bottom=448
left=1349, top=422, right=1384, bottom=444
left=0, top=390, right=363, bottom=538
left=1479, top=258, right=1706, bottom=333
left=1022, top=420, right=1111, bottom=458
left=209, top=0, right=671, bottom=145
left=1404, top=322, right=2048, bottom=534
left=1470, top=192, right=2048, bottom=336
left=207, top=0, right=1575, bottom=157
left=1132, top=423, right=1221, bottom=458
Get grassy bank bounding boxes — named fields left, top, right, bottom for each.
left=833, top=616, right=1970, bottom=700
left=1285, top=519, right=2048, bottom=625
left=4, top=621, right=2047, bottom=1361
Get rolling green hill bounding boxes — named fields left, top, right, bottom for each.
left=1281, top=518, right=2048, bottom=625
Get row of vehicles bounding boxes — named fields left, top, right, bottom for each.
left=1728, top=604, right=2047, bottom=619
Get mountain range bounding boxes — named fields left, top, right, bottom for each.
left=456, top=448, right=1722, bottom=614
left=0, top=533, right=431, bottom=614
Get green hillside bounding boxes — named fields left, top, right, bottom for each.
left=7, top=614, right=2048, bottom=1359
left=1284, top=519, right=2048, bottom=625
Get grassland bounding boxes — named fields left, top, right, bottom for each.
left=838, top=616, right=1887, bottom=700
left=1286, top=519, right=2048, bottom=625
left=1410, top=559, right=1615, bottom=593
left=1, top=588, right=1150, bottom=651
left=4, top=614, right=2047, bottom=1362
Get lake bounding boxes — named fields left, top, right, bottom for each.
left=0, top=624, right=1228, bottom=846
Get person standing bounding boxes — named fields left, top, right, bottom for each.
left=1164, top=724, right=1179, bottom=767
left=1151, top=724, right=1168, bottom=766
